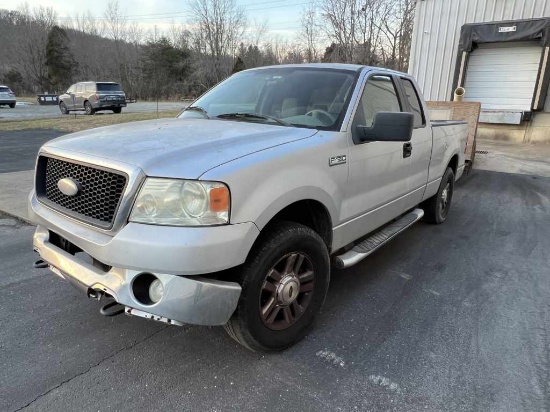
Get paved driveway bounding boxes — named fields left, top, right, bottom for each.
left=1, top=169, right=549, bottom=412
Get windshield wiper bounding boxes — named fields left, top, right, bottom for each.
left=216, top=113, right=293, bottom=127
left=183, top=105, right=209, bottom=119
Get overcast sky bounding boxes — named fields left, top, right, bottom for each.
left=2, top=0, right=306, bottom=39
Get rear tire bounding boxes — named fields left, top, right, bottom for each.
left=224, top=221, right=330, bottom=352
left=9, top=103, right=15, bottom=108
left=112, top=107, right=122, bottom=114
left=59, top=102, right=69, bottom=115
left=84, top=101, right=95, bottom=115
left=421, top=167, right=455, bottom=224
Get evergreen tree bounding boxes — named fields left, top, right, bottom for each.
left=45, top=26, right=77, bottom=92
left=231, top=56, right=245, bottom=74
left=143, top=37, right=189, bottom=99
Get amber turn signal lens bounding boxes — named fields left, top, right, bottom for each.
left=209, top=186, right=230, bottom=212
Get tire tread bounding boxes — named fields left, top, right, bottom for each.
left=224, top=221, right=329, bottom=352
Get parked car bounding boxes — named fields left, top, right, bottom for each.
left=0, top=85, right=16, bottom=108
left=58, top=81, right=126, bottom=115
left=30, top=64, right=468, bottom=351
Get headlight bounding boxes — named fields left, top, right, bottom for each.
left=129, top=178, right=230, bottom=226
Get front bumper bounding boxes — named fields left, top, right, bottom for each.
left=33, top=226, right=242, bottom=325
left=0, top=99, right=16, bottom=105
left=29, top=191, right=260, bottom=275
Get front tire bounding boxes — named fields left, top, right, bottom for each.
left=421, top=167, right=455, bottom=224
left=84, top=101, right=95, bottom=115
left=224, top=221, right=330, bottom=352
left=59, top=102, right=69, bottom=115
left=112, top=107, right=122, bottom=114
left=9, top=103, right=15, bottom=108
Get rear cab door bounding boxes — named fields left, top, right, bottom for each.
left=395, top=76, right=432, bottom=206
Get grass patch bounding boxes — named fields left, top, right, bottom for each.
left=15, top=96, right=40, bottom=104
left=0, top=110, right=181, bottom=133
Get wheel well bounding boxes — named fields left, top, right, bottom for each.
left=268, top=200, right=332, bottom=251
left=448, top=154, right=458, bottom=175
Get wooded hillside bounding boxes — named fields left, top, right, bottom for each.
left=0, top=0, right=414, bottom=99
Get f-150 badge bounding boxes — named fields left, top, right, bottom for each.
left=329, top=155, right=347, bottom=166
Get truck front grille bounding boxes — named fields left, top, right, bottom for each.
left=36, top=156, right=127, bottom=229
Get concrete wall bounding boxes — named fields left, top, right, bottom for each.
left=477, top=113, right=550, bottom=144
left=409, top=0, right=550, bottom=102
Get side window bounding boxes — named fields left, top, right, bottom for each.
left=355, top=75, right=401, bottom=128
left=85, top=84, right=94, bottom=92
left=67, top=85, right=75, bottom=93
left=76, top=84, right=83, bottom=93
left=401, top=78, right=425, bottom=127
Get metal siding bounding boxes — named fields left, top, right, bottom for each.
left=409, top=0, right=550, bottom=101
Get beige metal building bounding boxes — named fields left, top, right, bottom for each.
left=408, top=0, right=550, bottom=143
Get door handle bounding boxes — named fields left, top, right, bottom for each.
left=403, top=142, right=412, bottom=158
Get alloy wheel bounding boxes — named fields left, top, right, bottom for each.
left=259, top=252, right=315, bottom=331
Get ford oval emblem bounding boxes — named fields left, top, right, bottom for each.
left=57, top=177, right=80, bottom=196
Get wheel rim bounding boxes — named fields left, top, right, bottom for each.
left=60, top=103, right=66, bottom=113
left=259, top=252, right=315, bottom=331
left=439, top=182, right=451, bottom=218
left=85, top=103, right=91, bottom=114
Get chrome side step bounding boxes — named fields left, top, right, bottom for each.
left=334, top=208, right=424, bottom=269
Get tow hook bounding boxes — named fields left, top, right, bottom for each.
left=33, top=259, right=48, bottom=269
left=87, top=288, right=104, bottom=301
left=100, top=300, right=125, bottom=317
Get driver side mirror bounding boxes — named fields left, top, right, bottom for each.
left=357, top=112, right=414, bottom=143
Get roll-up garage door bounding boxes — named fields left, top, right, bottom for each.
left=463, top=41, right=542, bottom=112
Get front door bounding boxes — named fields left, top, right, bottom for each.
left=74, top=84, right=84, bottom=110
left=338, top=73, right=411, bottom=246
left=65, top=84, right=76, bottom=109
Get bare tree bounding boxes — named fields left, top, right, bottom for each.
left=189, top=0, right=247, bottom=86
left=169, top=22, right=192, bottom=50
left=301, top=2, right=321, bottom=63
left=246, top=19, right=268, bottom=48
left=377, top=0, right=415, bottom=71
left=11, top=4, right=58, bottom=91
left=103, top=0, right=127, bottom=42
left=126, top=21, right=144, bottom=45
left=320, top=0, right=358, bottom=62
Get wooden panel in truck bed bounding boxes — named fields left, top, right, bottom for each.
left=426, top=101, right=481, bottom=172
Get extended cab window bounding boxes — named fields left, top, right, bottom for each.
left=356, top=75, right=401, bottom=128
left=401, top=78, right=425, bottom=127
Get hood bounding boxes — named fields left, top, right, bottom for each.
left=45, top=118, right=317, bottom=178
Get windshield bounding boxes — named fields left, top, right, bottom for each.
left=178, top=67, right=358, bottom=130
left=0, top=87, right=11, bottom=93
left=97, top=83, right=122, bottom=92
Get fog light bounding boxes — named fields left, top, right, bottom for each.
left=149, top=279, right=164, bottom=303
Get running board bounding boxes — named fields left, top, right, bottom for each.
left=334, top=208, right=424, bottom=269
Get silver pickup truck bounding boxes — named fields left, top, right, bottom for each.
left=30, top=64, right=467, bottom=351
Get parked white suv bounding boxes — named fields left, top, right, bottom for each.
left=0, top=85, right=16, bottom=108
